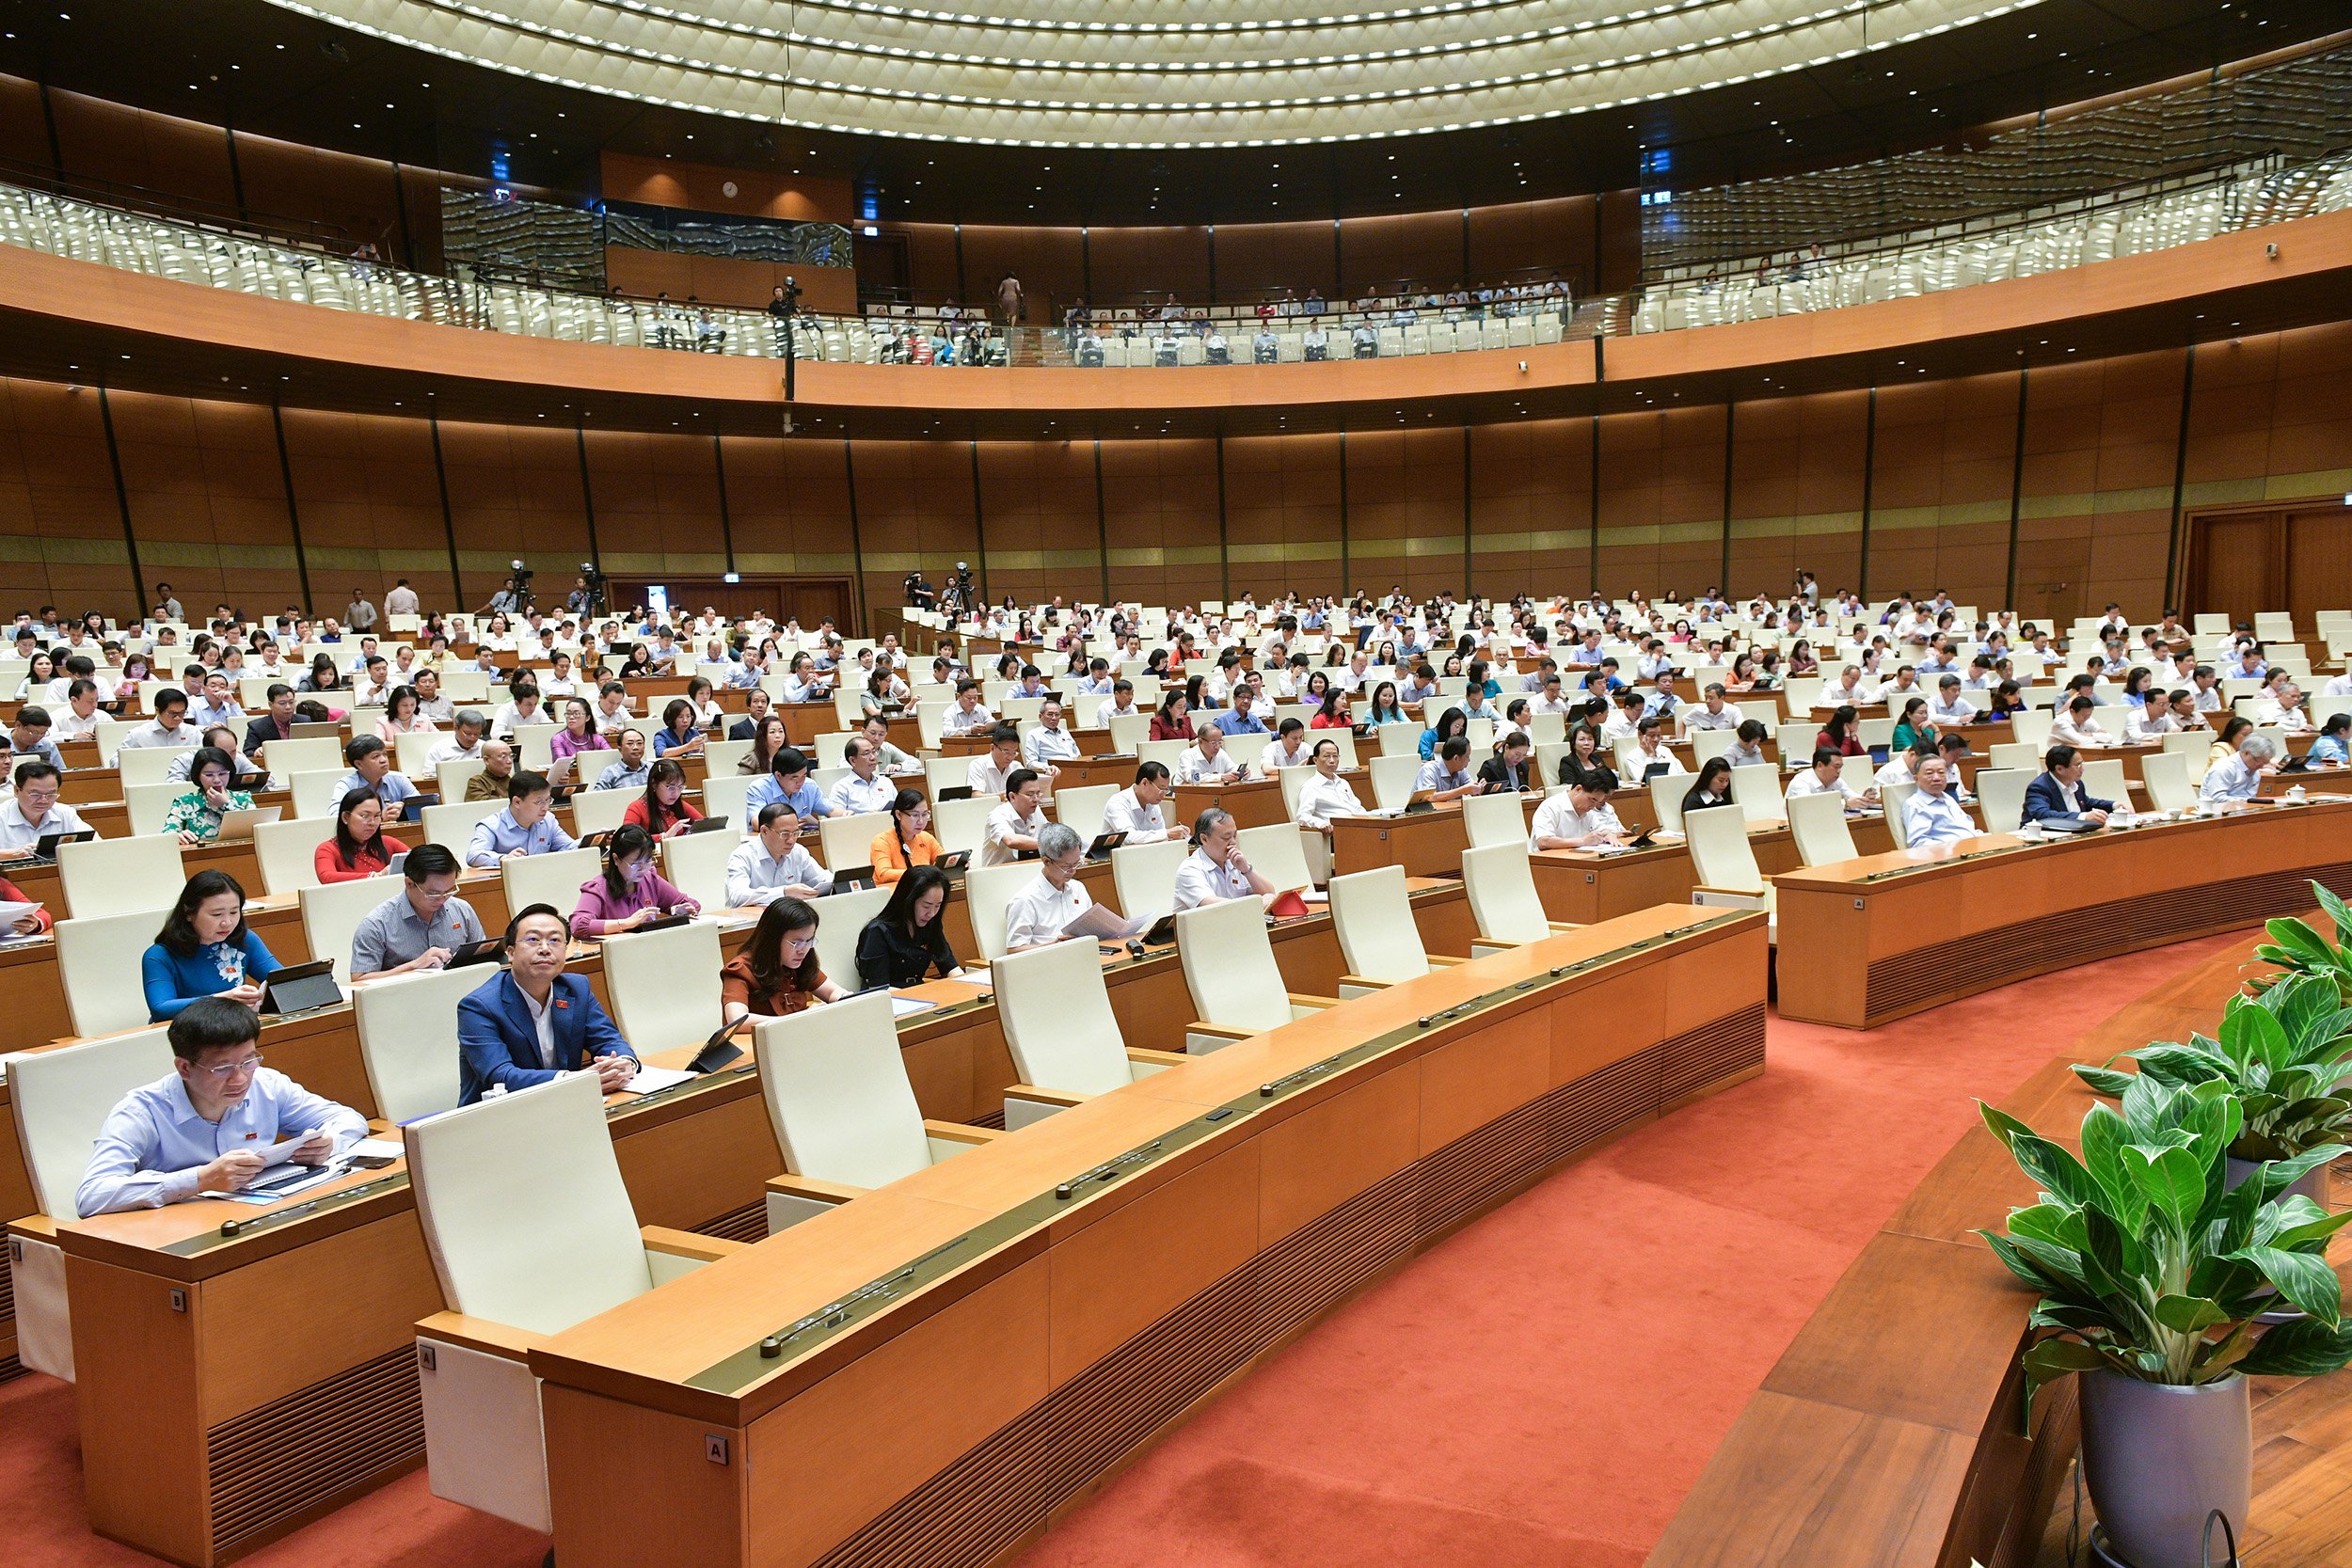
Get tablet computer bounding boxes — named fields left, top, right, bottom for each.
left=260, top=958, right=341, bottom=1015
left=446, top=937, right=506, bottom=969
left=215, top=804, right=283, bottom=841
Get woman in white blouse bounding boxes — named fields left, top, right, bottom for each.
left=1295, top=737, right=1365, bottom=830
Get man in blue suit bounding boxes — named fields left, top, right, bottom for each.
left=2023, top=743, right=2115, bottom=829
left=456, top=904, right=639, bottom=1105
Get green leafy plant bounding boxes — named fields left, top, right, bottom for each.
left=1978, top=1073, right=2352, bottom=1414
left=2247, top=880, right=2352, bottom=1001
left=2074, top=973, right=2352, bottom=1161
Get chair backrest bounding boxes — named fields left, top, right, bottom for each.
left=423, top=799, right=504, bottom=856
left=757, top=990, right=934, bottom=1186
left=704, top=738, right=754, bottom=777
left=1106, top=711, right=1151, bottom=752
left=123, top=778, right=185, bottom=837
left=1109, top=838, right=1189, bottom=923
left=1459, top=789, right=1525, bottom=849
left=1052, top=784, right=1115, bottom=846
left=1461, top=843, right=1553, bottom=944
left=1369, top=753, right=1422, bottom=812
left=602, top=921, right=723, bottom=1054
left=392, top=731, right=441, bottom=778
left=1691, top=727, right=1735, bottom=765
left=301, top=876, right=402, bottom=982
left=1375, top=721, right=1422, bottom=758
left=2082, top=757, right=2131, bottom=808
left=1785, top=789, right=1859, bottom=868
left=1728, top=763, right=1783, bottom=823
left=1881, top=780, right=1919, bottom=847
left=2142, top=750, right=2197, bottom=811
left=116, top=744, right=192, bottom=788
left=11, top=1027, right=174, bottom=1215
left=1329, top=864, right=1428, bottom=983
left=501, top=847, right=602, bottom=927
left=258, top=734, right=345, bottom=780
left=1988, top=741, right=2039, bottom=772
left=288, top=768, right=351, bottom=820
left=698, top=774, right=752, bottom=834
left=1684, top=802, right=1765, bottom=895
left=1975, top=768, right=2030, bottom=833
left=58, top=835, right=186, bottom=919
left=1174, top=895, right=1295, bottom=1033
left=56, top=910, right=168, bottom=1038
left=817, top=810, right=891, bottom=874
left=812, top=883, right=892, bottom=990
left=354, top=964, right=480, bottom=1122
left=569, top=786, right=636, bottom=837
left=2010, top=708, right=2055, bottom=750
left=1234, top=822, right=1313, bottom=893
left=660, top=829, right=738, bottom=911
left=253, top=814, right=336, bottom=895
left=1648, top=773, right=1687, bottom=835
left=406, top=1073, right=654, bottom=1336
left=1136, top=738, right=1187, bottom=772
left=934, top=795, right=999, bottom=855
left=963, top=862, right=1032, bottom=962
left=993, top=937, right=1131, bottom=1096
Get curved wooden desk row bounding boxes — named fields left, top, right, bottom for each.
left=525, top=906, right=1770, bottom=1568
left=9, top=882, right=1477, bottom=1565
left=1646, top=927, right=2267, bottom=1568
left=1772, top=799, right=2352, bottom=1029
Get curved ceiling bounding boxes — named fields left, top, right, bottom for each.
left=263, top=0, right=2044, bottom=148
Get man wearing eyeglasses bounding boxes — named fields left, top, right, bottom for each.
left=75, top=996, right=367, bottom=1215
left=349, top=845, right=485, bottom=982
left=455, top=904, right=638, bottom=1105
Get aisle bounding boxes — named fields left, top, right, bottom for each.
left=0, top=931, right=2243, bottom=1568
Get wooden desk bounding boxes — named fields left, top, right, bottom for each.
left=1527, top=816, right=1898, bottom=924
left=1772, top=800, right=2352, bottom=1029
left=1644, top=929, right=2268, bottom=1568
left=1171, top=775, right=1292, bottom=832
left=527, top=905, right=1772, bottom=1568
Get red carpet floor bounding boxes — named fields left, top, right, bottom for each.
left=4, top=931, right=2244, bottom=1567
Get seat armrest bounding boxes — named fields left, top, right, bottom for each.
left=1125, top=1047, right=1193, bottom=1070
left=760, top=1174, right=868, bottom=1208
left=1691, top=884, right=1767, bottom=902
left=418, top=1309, right=551, bottom=1362
left=639, top=1226, right=751, bottom=1263
left=1185, top=1021, right=1257, bottom=1044
left=921, top=1118, right=1006, bottom=1146
left=1338, top=974, right=1393, bottom=991
left=1004, top=1083, right=1090, bottom=1110
left=7, top=1213, right=60, bottom=1243
left=1426, top=953, right=1470, bottom=967
left=1284, top=992, right=1343, bottom=1009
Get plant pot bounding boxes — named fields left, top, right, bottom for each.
left=2222, top=1151, right=2332, bottom=1207
left=2079, top=1370, right=2250, bottom=1568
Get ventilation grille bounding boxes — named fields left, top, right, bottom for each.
left=694, top=1200, right=770, bottom=1245
left=206, top=1345, right=421, bottom=1553
left=810, top=997, right=1764, bottom=1568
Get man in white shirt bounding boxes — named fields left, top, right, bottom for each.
left=2124, top=699, right=2174, bottom=743
left=1095, top=679, right=1142, bottom=730
left=1178, top=722, right=1245, bottom=785
left=1101, top=762, right=1188, bottom=846
left=966, top=726, right=1025, bottom=798
left=118, top=689, right=198, bottom=750
left=1530, top=781, right=1627, bottom=849
left=1261, top=720, right=1313, bottom=773
left=724, top=804, right=834, bottom=906
left=978, top=770, right=1049, bottom=868
left=2200, top=734, right=2277, bottom=802
left=1786, top=749, right=1867, bottom=809
left=1022, top=701, right=1081, bottom=775
left=413, top=669, right=454, bottom=722
left=426, top=713, right=488, bottom=767
left=943, top=681, right=996, bottom=737
left=2049, top=696, right=2115, bottom=750
left=1170, top=808, right=1275, bottom=911
left=0, top=760, right=90, bottom=850
left=826, top=736, right=899, bottom=816
left=1002, top=823, right=1092, bottom=950
left=1814, top=666, right=1874, bottom=710
left=2256, top=684, right=2312, bottom=732
left=488, top=683, right=545, bottom=740
left=1900, top=755, right=1977, bottom=847
left=1681, top=684, right=1740, bottom=733
left=383, top=579, right=420, bottom=616
left=48, top=678, right=103, bottom=741
left=1926, top=676, right=1976, bottom=727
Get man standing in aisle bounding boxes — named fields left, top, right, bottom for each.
left=996, top=272, right=1025, bottom=327
left=346, top=590, right=379, bottom=632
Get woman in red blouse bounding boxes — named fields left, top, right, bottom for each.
left=1149, top=691, right=1192, bottom=743
left=314, top=788, right=398, bottom=881
left=622, top=759, right=705, bottom=838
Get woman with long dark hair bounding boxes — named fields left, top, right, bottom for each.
left=1679, top=757, right=1736, bottom=816
left=854, top=864, right=965, bottom=989
left=569, top=824, right=700, bottom=938
left=624, top=758, right=704, bottom=837
left=1817, top=704, right=1863, bottom=757
left=315, top=786, right=396, bottom=881
left=143, top=870, right=281, bottom=1021
left=871, top=789, right=943, bottom=885
left=722, top=895, right=850, bottom=1023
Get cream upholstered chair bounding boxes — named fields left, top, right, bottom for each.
left=1727, top=763, right=1783, bottom=824
left=1685, top=803, right=1775, bottom=936
left=1329, top=864, right=1464, bottom=997
left=1648, top=773, right=1688, bottom=835
left=56, top=910, right=167, bottom=1038
left=698, top=774, right=752, bottom=834
left=1460, top=789, right=1526, bottom=849
left=423, top=799, right=503, bottom=858
left=393, top=731, right=441, bottom=778
left=301, top=876, right=398, bottom=983
left=1881, top=780, right=1920, bottom=848
left=1109, top=838, right=1188, bottom=923
left=2082, top=758, right=2132, bottom=810
left=659, top=829, right=739, bottom=911
left=115, top=744, right=192, bottom=788
left=254, top=814, right=337, bottom=895
left=933, top=795, right=999, bottom=855
left=758, top=991, right=1003, bottom=1230
left=1233, top=822, right=1316, bottom=897
left=704, top=737, right=753, bottom=776
left=7, top=1027, right=173, bottom=1380
left=1369, top=753, right=1422, bottom=812
left=58, top=835, right=186, bottom=918
left=1053, top=784, right=1115, bottom=847
left=2010, top=708, right=2056, bottom=751
left=1786, top=790, right=1860, bottom=868
left=816, top=810, right=891, bottom=875
left=1173, top=895, right=1339, bottom=1053
left=602, top=921, right=723, bottom=1054
left=124, top=779, right=187, bottom=838
left=992, top=938, right=1188, bottom=1128
left=256, top=735, right=343, bottom=780
left=501, top=847, right=601, bottom=925
left=1460, top=843, right=1578, bottom=956
left=290, top=769, right=350, bottom=820
left=1375, top=721, right=1422, bottom=758
left=410, top=1073, right=745, bottom=1537
left=2143, top=751, right=2198, bottom=813
left=567, top=786, right=635, bottom=838
left=1988, top=741, right=2039, bottom=772
left=811, top=884, right=892, bottom=992
left=435, top=758, right=486, bottom=803
left=355, top=965, right=480, bottom=1123
left=963, top=862, right=1033, bottom=964
left=1105, top=711, right=1151, bottom=753
left=1975, top=768, right=2031, bottom=833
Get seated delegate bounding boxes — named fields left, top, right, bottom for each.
left=1172, top=808, right=1279, bottom=911
left=855, top=864, right=966, bottom=988
left=142, top=870, right=283, bottom=1022
left=316, top=786, right=399, bottom=881
left=455, top=905, right=639, bottom=1104
left=725, top=803, right=834, bottom=906
left=870, top=789, right=944, bottom=884
left=721, top=895, right=850, bottom=1023
left=570, top=825, right=702, bottom=938
left=466, top=769, right=579, bottom=866
left=1002, top=822, right=1094, bottom=950
left=75, top=997, right=366, bottom=1215
left=1899, top=755, right=1978, bottom=847
left=349, top=844, right=485, bottom=982
left=159, top=746, right=256, bottom=845
left=2023, top=744, right=2114, bottom=827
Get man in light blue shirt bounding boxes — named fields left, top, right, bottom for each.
left=189, top=671, right=244, bottom=730
left=1901, top=756, right=1978, bottom=847
left=339, top=735, right=426, bottom=818
left=2200, top=734, right=2276, bottom=802
left=467, top=771, right=580, bottom=866
left=1640, top=670, right=1682, bottom=721
left=1212, top=687, right=1270, bottom=737
left=746, top=747, right=831, bottom=817
left=76, top=998, right=366, bottom=1215
left=593, top=728, right=652, bottom=791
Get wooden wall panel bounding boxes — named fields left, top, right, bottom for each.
left=2015, top=350, right=2184, bottom=626
left=1595, top=405, right=1724, bottom=599
left=974, top=439, right=1098, bottom=608
left=278, top=408, right=449, bottom=610
left=1087, top=227, right=1212, bottom=305
left=1100, top=438, right=1220, bottom=608
left=48, top=87, right=236, bottom=213
left=850, top=439, right=980, bottom=607
left=1212, top=222, right=1337, bottom=305
left=1338, top=210, right=1463, bottom=297
left=888, top=223, right=963, bottom=305
left=437, top=420, right=593, bottom=608
left=1465, top=197, right=1597, bottom=293
left=583, top=430, right=726, bottom=585
left=1867, top=372, right=2019, bottom=609
left=1469, top=417, right=1591, bottom=601
left=2267, top=321, right=2352, bottom=492
left=1224, top=434, right=1342, bottom=601
left=232, top=135, right=408, bottom=256
left=1726, top=390, right=1867, bottom=603
left=723, top=436, right=859, bottom=586
left=1345, top=425, right=1464, bottom=602
left=956, top=227, right=1086, bottom=324
left=106, top=391, right=300, bottom=619
left=0, top=74, right=52, bottom=171
left=0, top=378, right=125, bottom=613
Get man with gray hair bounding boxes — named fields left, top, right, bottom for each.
left=1002, top=821, right=1092, bottom=951
left=1172, top=808, right=1279, bottom=911
left=2200, top=731, right=2278, bottom=802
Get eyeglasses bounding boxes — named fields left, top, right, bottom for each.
left=515, top=932, right=567, bottom=953
left=199, top=1055, right=263, bottom=1079
left=783, top=933, right=817, bottom=952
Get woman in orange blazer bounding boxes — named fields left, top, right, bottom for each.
left=871, top=789, right=945, bottom=884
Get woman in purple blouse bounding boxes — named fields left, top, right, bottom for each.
left=569, top=824, right=701, bottom=938
left=550, top=697, right=612, bottom=762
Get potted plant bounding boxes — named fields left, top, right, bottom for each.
left=1979, top=1073, right=2352, bottom=1568
left=2074, top=973, right=2352, bottom=1206
left=2245, top=880, right=2352, bottom=1001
